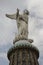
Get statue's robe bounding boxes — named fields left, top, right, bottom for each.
left=6, top=13, right=28, bottom=39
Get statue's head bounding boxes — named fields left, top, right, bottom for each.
left=23, top=9, right=29, bottom=15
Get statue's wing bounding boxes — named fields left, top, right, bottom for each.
left=6, top=14, right=16, bottom=20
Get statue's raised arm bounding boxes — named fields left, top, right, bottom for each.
left=6, top=8, right=19, bottom=20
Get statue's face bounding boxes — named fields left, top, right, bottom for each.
left=23, top=9, right=29, bottom=15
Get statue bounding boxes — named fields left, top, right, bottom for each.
left=6, top=8, right=33, bottom=43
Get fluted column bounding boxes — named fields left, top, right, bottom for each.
left=7, top=40, right=39, bottom=65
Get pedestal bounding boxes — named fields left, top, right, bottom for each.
left=7, top=40, right=39, bottom=65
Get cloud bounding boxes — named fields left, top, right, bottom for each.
left=27, top=0, right=43, bottom=20
left=0, top=20, right=17, bottom=46
left=0, top=52, right=7, bottom=59
left=0, top=52, right=9, bottom=65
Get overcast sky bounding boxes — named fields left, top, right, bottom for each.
left=0, top=0, right=43, bottom=65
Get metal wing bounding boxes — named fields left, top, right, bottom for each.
left=6, top=14, right=16, bottom=20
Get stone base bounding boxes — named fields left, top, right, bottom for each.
left=7, top=40, right=39, bottom=65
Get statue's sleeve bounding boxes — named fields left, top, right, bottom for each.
left=6, top=14, right=16, bottom=20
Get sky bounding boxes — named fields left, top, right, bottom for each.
left=0, top=0, right=43, bottom=65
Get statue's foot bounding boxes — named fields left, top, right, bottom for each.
left=28, top=39, right=33, bottom=43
